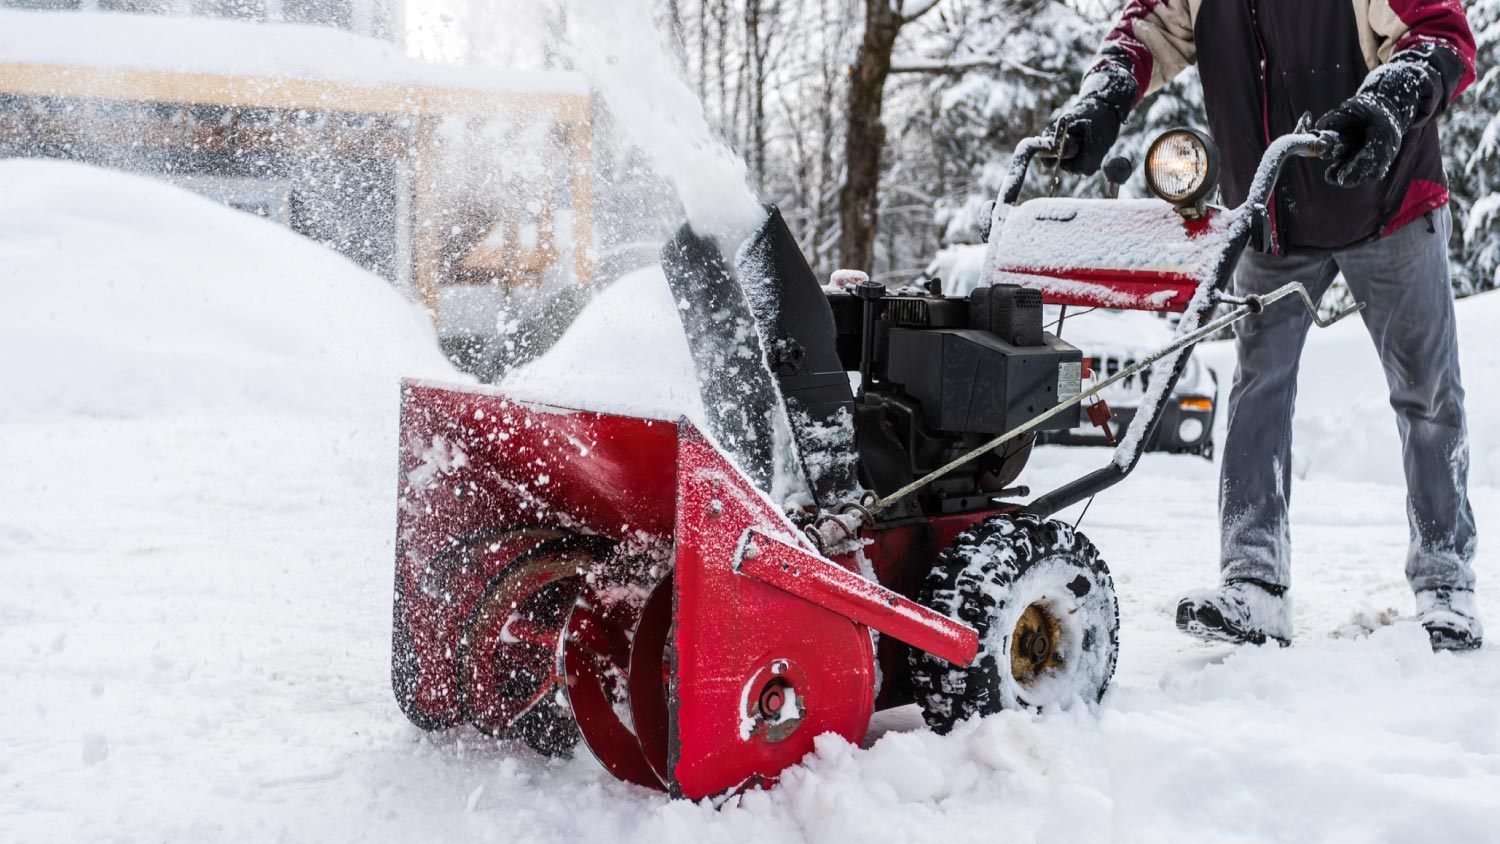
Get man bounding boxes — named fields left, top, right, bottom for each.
left=1049, top=0, right=1482, bottom=650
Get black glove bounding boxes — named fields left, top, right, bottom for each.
left=1050, top=58, right=1137, bottom=176
left=1316, top=55, right=1434, bottom=189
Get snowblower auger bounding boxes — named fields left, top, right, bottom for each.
left=392, top=126, right=1364, bottom=800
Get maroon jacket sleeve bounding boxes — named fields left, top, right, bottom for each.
left=1095, top=0, right=1197, bottom=107
left=1372, top=0, right=1477, bottom=104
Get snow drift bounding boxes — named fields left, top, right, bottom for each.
left=0, top=159, right=455, bottom=421
left=1199, top=288, right=1500, bottom=487
left=501, top=265, right=705, bottom=421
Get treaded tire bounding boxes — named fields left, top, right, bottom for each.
left=910, top=513, right=1119, bottom=734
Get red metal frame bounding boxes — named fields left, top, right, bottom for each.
left=736, top=529, right=977, bottom=667
left=992, top=206, right=1222, bottom=314
left=998, top=266, right=1200, bottom=312
left=668, top=425, right=878, bottom=798
left=393, top=383, right=681, bottom=730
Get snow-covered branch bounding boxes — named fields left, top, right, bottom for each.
left=893, top=0, right=942, bottom=23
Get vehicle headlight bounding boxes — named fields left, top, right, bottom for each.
left=1145, top=128, right=1220, bottom=211
left=1177, top=417, right=1206, bottom=443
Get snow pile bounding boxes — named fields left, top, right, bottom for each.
left=0, top=159, right=455, bottom=421
left=501, top=266, right=704, bottom=421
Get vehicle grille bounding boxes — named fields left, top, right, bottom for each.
left=1092, top=354, right=1151, bottom=405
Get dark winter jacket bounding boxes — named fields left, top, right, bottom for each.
left=1096, top=0, right=1477, bottom=250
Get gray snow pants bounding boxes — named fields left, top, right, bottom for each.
left=1220, top=206, right=1476, bottom=593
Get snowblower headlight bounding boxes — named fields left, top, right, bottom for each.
left=1145, top=128, right=1220, bottom=208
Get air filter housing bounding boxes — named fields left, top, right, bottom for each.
left=969, top=284, right=1044, bottom=347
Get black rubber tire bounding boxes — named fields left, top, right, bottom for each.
left=909, top=513, right=1119, bottom=734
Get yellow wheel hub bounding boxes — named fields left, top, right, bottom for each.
left=1010, top=602, right=1065, bottom=688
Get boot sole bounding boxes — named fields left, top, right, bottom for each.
left=1427, top=627, right=1483, bottom=652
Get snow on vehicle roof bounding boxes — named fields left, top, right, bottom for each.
left=0, top=9, right=588, bottom=98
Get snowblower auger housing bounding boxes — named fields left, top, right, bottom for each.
left=391, top=128, right=1358, bottom=801
left=393, top=381, right=978, bottom=798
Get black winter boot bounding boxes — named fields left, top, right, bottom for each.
left=1416, top=588, right=1484, bottom=652
left=1176, top=579, right=1292, bottom=647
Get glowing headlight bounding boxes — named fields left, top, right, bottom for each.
left=1145, top=128, right=1220, bottom=209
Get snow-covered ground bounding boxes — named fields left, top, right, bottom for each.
left=4, top=163, right=1500, bottom=842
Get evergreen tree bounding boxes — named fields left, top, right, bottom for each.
left=1443, top=0, right=1500, bottom=296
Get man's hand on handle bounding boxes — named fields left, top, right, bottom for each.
left=1317, top=50, right=1443, bottom=189
left=1046, top=60, right=1137, bottom=176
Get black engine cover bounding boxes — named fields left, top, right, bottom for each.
left=884, top=328, right=1081, bottom=435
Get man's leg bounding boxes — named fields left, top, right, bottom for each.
left=1218, top=249, right=1340, bottom=588
left=1177, top=248, right=1337, bottom=645
left=1333, top=209, right=1477, bottom=595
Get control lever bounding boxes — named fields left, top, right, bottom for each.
left=1102, top=156, right=1133, bottom=199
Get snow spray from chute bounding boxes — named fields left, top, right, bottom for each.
left=562, top=0, right=814, bottom=507
left=563, top=0, right=765, bottom=243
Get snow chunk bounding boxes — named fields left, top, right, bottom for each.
left=502, top=266, right=705, bottom=423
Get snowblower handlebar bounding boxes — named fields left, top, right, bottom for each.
left=869, top=128, right=1357, bottom=518
left=1001, top=128, right=1341, bottom=210
left=1238, top=129, right=1341, bottom=211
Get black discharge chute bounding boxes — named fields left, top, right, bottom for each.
left=660, top=207, right=860, bottom=509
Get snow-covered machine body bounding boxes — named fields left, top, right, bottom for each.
left=391, top=128, right=1358, bottom=799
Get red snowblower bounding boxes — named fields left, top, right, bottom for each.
left=391, top=125, right=1360, bottom=799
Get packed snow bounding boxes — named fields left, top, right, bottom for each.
left=4, top=164, right=1500, bottom=842
left=501, top=265, right=705, bottom=422
left=0, top=159, right=455, bottom=421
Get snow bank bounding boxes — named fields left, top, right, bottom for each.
left=0, top=159, right=455, bottom=421
left=501, top=265, right=704, bottom=421
left=1198, top=289, right=1500, bottom=487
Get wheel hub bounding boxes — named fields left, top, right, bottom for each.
left=1010, top=602, right=1064, bottom=688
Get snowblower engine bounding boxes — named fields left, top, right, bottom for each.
left=827, top=279, right=1083, bottom=514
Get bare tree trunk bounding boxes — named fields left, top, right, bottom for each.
left=667, top=0, right=687, bottom=65
left=838, top=0, right=903, bottom=272
left=732, top=8, right=747, bottom=155
left=697, top=0, right=710, bottom=97
left=750, top=0, right=770, bottom=192
left=716, top=0, right=730, bottom=139
left=812, top=0, right=840, bottom=267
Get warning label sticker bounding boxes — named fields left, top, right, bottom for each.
left=1057, top=362, right=1082, bottom=403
